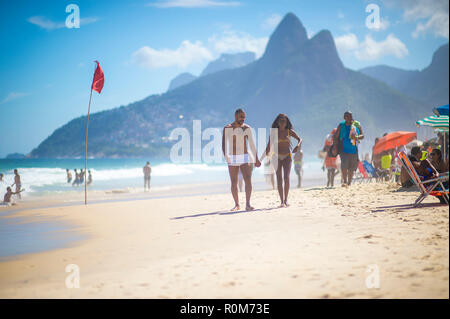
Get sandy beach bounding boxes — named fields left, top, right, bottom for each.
left=0, top=182, right=448, bottom=299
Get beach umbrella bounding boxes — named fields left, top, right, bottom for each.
left=417, top=115, right=449, bottom=160
left=416, top=115, right=449, bottom=130
left=373, top=131, right=417, bottom=155
left=433, top=104, right=449, bottom=116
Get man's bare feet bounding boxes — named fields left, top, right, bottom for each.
left=230, top=205, right=240, bottom=211
left=245, top=204, right=255, bottom=211
left=279, top=203, right=286, bottom=208
left=284, top=201, right=290, bottom=207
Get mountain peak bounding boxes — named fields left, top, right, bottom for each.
left=201, top=51, right=256, bottom=76
left=262, top=12, right=308, bottom=61
left=308, top=30, right=342, bottom=62
left=430, top=43, right=449, bottom=67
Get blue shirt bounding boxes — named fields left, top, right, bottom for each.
left=340, top=122, right=359, bottom=154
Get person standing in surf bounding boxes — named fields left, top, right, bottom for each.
left=143, top=162, right=151, bottom=191
left=261, top=114, right=302, bottom=207
left=66, top=169, right=72, bottom=183
left=222, top=108, right=261, bottom=211
left=11, top=169, right=22, bottom=199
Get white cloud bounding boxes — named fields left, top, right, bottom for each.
left=147, top=0, right=241, bottom=8
left=261, top=13, right=282, bottom=30
left=356, top=34, right=408, bottom=60
left=383, top=0, right=449, bottom=38
left=132, top=28, right=269, bottom=70
left=1, top=92, right=30, bottom=104
left=27, top=16, right=98, bottom=30
left=208, top=30, right=268, bottom=58
left=132, top=40, right=213, bottom=69
left=335, top=33, right=409, bottom=61
left=80, top=17, right=99, bottom=26
left=338, top=11, right=345, bottom=19
left=412, top=9, right=449, bottom=38
left=377, top=17, right=390, bottom=31
left=27, top=16, right=65, bottom=30
left=340, top=24, right=352, bottom=32
left=334, top=33, right=359, bottom=52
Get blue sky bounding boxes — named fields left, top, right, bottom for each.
left=0, top=0, right=448, bottom=157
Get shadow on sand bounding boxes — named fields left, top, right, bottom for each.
left=371, top=202, right=446, bottom=212
left=171, top=207, right=281, bottom=220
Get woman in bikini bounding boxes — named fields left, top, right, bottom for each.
left=261, top=114, right=302, bottom=207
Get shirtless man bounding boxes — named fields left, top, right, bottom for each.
left=79, top=169, right=84, bottom=184
left=87, top=170, right=93, bottom=185
left=143, top=162, right=151, bottom=191
left=11, top=169, right=22, bottom=199
left=66, top=169, right=72, bottom=183
left=222, top=108, right=261, bottom=211
left=72, top=169, right=79, bottom=186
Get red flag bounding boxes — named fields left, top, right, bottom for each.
left=91, top=61, right=104, bottom=93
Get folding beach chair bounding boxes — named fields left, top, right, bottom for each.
left=362, top=160, right=379, bottom=182
left=397, top=151, right=449, bottom=207
left=355, top=161, right=369, bottom=183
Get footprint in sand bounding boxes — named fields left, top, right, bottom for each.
left=223, top=281, right=236, bottom=287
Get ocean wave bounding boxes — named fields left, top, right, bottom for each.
left=0, top=163, right=228, bottom=193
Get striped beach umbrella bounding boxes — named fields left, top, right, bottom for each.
left=433, top=104, right=449, bottom=116
left=416, top=115, right=449, bottom=131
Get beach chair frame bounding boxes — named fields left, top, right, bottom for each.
left=362, top=160, right=378, bottom=183
left=397, top=152, right=449, bottom=207
left=355, top=161, right=370, bottom=184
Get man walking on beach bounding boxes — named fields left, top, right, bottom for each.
left=222, top=108, right=261, bottom=211
left=143, top=162, right=152, bottom=191
left=333, top=111, right=364, bottom=186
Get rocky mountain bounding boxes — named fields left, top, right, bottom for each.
left=359, top=65, right=420, bottom=89
left=360, top=43, right=449, bottom=107
left=31, top=13, right=431, bottom=158
left=167, top=52, right=256, bottom=92
left=200, top=52, right=255, bottom=77
left=167, top=72, right=197, bottom=92
left=5, top=153, right=27, bottom=159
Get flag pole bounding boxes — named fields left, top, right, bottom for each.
left=85, top=88, right=93, bottom=205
